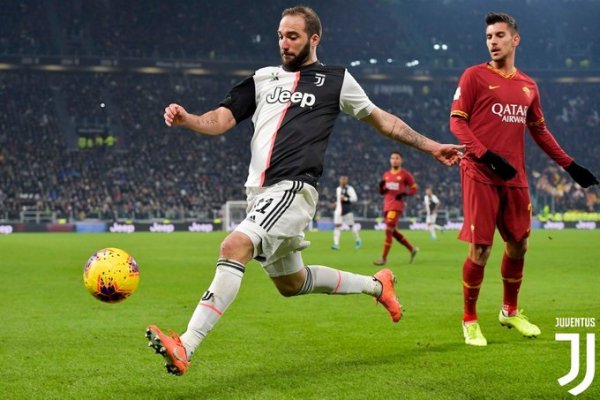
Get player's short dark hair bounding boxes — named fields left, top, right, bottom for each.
left=282, top=6, right=322, bottom=38
left=390, top=151, right=402, bottom=157
left=486, top=12, right=518, bottom=33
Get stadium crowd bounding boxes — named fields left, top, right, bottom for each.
left=1, top=71, right=598, bottom=222
left=1, top=0, right=597, bottom=68
left=1, top=0, right=598, bottom=222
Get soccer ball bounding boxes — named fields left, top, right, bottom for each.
left=83, top=247, right=140, bottom=303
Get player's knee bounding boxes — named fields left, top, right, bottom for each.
left=220, top=233, right=254, bottom=263
left=271, top=268, right=306, bottom=297
left=506, top=239, right=528, bottom=258
left=470, top=244, right=492, bottom=265
left=273, top=278, right=304, bottom=297
left=276, top=283, right=301, bottom=297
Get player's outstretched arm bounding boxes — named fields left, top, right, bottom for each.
left=164, top=104, right=236, bottom=135
left=527, top=124, right=599, bottom=188
left=362, top=107, right=464, bottom=166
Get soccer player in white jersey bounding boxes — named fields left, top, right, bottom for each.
left=423, top=186, right=444, bottom=240
left=332, top=175, right=361, bottom=250
left=146, top=5, right=464, bottom=375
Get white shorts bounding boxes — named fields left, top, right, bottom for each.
left=426, top=212, right=438, bottom=224
left=235, top=180, right=318, bottom=277
left=334, top=212, right=355, bottom=226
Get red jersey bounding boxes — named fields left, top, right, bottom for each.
left=379, top=169, right=417, bottom=213
left=450, top=63, right=572, bottom=187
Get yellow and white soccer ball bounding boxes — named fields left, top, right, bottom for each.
left=83, top=247, right=140, bottom=303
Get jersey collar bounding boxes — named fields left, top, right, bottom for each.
left=486, top=62, right=517, bottom=79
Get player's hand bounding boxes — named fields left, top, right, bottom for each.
left=395, top=193, right=406, bottom=201
left=480, top=150, right=517, bottom=180
left=164, top=103, right=189, bottom=127
left=431, top=144, right=465, bottom=166
left=565, top=161, right=599, bottom=188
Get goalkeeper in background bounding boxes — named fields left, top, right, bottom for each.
left=450, top=12, right=598, bottom=347
left=373, top=151, right=419, bottom=266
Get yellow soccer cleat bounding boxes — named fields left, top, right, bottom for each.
left=499, top=310, right=541, bottom=338
left=463, top=321, right=487, bottom=346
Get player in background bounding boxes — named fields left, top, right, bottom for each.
left=373, top=151, right=419, bottom=266
left=423, top=186, right=444, bottom=240
left=332, top=175, right=362, bottom=250
left=450, top=12, right=598, bottom=346
left=147, top=5, right=464, bottom=375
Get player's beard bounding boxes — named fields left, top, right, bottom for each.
left=281, top=40, right=311, bottom=71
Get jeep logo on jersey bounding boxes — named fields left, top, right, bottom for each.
left=491, top=103, right=528, bottom=124
left=266, top=87, right=316, bottom=108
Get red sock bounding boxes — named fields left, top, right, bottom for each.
left=501, top=253, right=524, bottom=316
left=381, top=229, right=393, bottom=260
left=393, top=230, right=414, bottom=252
left=463, top=258, right=485, bottom=322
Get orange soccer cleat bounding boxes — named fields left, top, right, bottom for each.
left=146, top=325, right=190, bottom=376
left=373, top=268, right=402, bottom=323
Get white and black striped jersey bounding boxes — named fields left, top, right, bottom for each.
left=219, top=61, right=375, bottom=188
left=424, top=194, right=440, bottom=215
left=335, top=185, right=357, bottom=216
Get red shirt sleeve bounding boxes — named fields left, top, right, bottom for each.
left=404, top=171, right=418, bottom=196
left=449, top=68, right=488, bottom=158
left=450, top=117, right=487, bottom=158
left=528, top=125, right=573, bottom=168
left=527, top=86, right=573, bottom=168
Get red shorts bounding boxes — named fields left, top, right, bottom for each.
left=384, top=210, right=401, bottom=228
left=459, top=171, right=532, bottom=245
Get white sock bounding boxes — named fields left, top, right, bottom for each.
left=333, top=228, right=341, bottom=246
left=297, top=265, right=381, bottom=296
left=429, top=225, right=437, bottom=239
left=352, top=225, right=361, bottom=241
left=180, top=258, right=244, bottom=358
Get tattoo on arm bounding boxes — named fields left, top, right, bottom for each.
left=390, top=119, right=397, bottom=137
left=191, top=109, right=233, bottom=134
left=197, top=116, right=219, bottom=128
left=387, top=115, right=426, bottom=150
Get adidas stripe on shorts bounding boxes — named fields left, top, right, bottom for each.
left=235, top=180, right=318, bottom=274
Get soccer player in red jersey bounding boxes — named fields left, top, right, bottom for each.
left=450, top=12, right=598, bottom=346
left=373, top=151, right=419, bottom=266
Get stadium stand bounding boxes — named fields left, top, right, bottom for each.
left=0, top=0, right=598, bottom=222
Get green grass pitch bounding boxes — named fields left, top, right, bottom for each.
left=1, top=229, right=598, bottom=399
